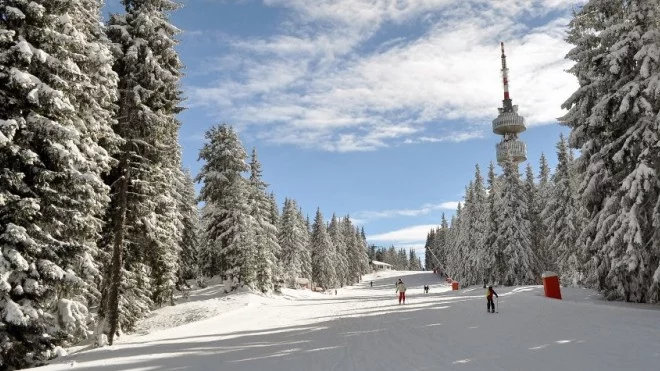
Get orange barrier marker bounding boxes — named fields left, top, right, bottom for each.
left=451, top=281, right=459, bottom=291
left=542, top=271, right=562, bottom=299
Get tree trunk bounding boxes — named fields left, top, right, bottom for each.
left=107, top=158, right=130, bottom=345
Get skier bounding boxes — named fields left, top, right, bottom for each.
left=486, top=285, right=498, bottom=313
left=395, top=279, right=407, bottom=304
left=370, top=281, right=373, bottom=287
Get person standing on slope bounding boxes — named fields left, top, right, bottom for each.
left=395, top=279, right=407, bottom=304
left=486, top=285, right=498, bottom=313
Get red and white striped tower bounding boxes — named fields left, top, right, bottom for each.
left=492, top=42, right=527, bottom=164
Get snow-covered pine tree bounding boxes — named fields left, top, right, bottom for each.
left=400, top=249, right=408, bottom=270
left=311, top=209, right=337, bottom=290
left=433, top=214, right=450, bottom=273
left=455, top=183, right=474, bottom=282
left=342, top=217, right=362, bottom=284
left=328, top=214, right=349, bottom=286
left=0, top=1, right=120, bottom=366
left=471, top=165, right=489, bottom=286
left=98, top=0, right=185, bottom=344
left=196, top=125, right=252, bottom=286
left=409, top=249, right=421, bottom=270
left=266, top=193, right=284, bottom=291
left=534, top=154, right=552, bottom=269
left=542, top=135, right=584, bottom=286
left=445, top=203, right=462, bottom=279
left=561, top=0, right=660, bottom=302
left=424, top=229, right=436, bottom=271
left=176, top=168, right=199, bottom=283
left=495, top=157, right=539, bottom=285
left=358, top=227, right=371, bottom=275
left=297, top=206, right=313, bottom=281
left=268, top=192, right=279, bottom=226
left=197, top=203, right=216, bottom=277
left=524, top=163, right=545, bottom=270
left=248, top=148, right=280, bottom=292
left=483, top=162, right=501, bottom=285
left=278, top=199, right=302, bottom=287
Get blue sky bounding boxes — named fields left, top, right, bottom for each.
left=103, top=0, right=583, bottom=259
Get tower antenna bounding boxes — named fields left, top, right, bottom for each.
left=501, top=42, right=512, bottom=110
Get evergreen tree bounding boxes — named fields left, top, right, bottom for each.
left=561, top=0, right=660, bottom=302
left=279, top=199, right=306, bottom=287
left=524, top=163, right=545, bottom=270
left=99, top=0, right=185, bottom=344
left=248, top=148, right=280, bottom=292
left=456, top=183, right=474, bottom=282
left=358, top=227, right=371, bottom=275
left=343, top=217, right=363, bottom=284
left=424, top=229, right=436, bottom=271
left=409, top=249, right=421, bottom=270
left=471, top=165, right=489, bottom=285
left=310, top=209, right=336, bottom=290
left=495, top=158, right=539, bottom=285
left=0, top=0, right=119, bottom=365
left=483, top=162, right=501, bottom=285
left=534, top=154, right=552, bottom=269
left=196, top=125, right=252, bottom=283
left=176, top=168, right=199, bottom=283
left=328, top=215, right=348, bottom=286
left=542, top=135, right=585, bottom=286
left=435, top=214, right=450, bottom=274
left=297, top=207, right=313, bottom=282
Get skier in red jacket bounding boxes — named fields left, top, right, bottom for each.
left=486, top=286, right=498, bottom=313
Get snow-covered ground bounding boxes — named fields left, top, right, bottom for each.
left=34, top=271, right=660, bottom=370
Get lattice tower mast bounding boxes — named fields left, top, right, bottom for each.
left=492, top=42, right=527, bottom=164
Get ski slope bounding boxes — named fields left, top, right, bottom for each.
left=35, top=271, right=660, bottom=370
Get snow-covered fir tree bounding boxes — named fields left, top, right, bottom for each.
left=408, top=249, right=421, bottom=270
left=445, top=203, right=462, bottom=279
left=495, top=158, right=539, bottom=285
left=483, top=162, right=501, bottom=285
left=534, top=154, right=552, bottom=269
left=342, top=217, right=363, bottom=285
left=424, top=229, right=434, bottom=271
left=98, top=0, right=185, bottom=344
left=561, top=0, right=660, bottom=302
left=433, top=214, right=450, bottom=273
left=196, top=125, right=252, bottom=284
left=278, top=199, right=310, bottom=287
left=248, top=148, right=280, bottom=292
left=358, top=227, right=371, bottom=275
left=328, top=214, right=349, bottom=287
left=470, top=165, right=489, bottom=285
left=454, top=183, right=474, bottom=281
left=297, top=207, right=313, bottom=282
left=524, top=163, right=545, bottom=271
left=0, top=0, right=120, bottom=366
left=176, top=168, right=199, bottom=283
left=311, top=209, right=337, bottom=290
left=542, top=135, right=585, bottom=286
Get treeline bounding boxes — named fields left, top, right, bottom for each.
left=426, top=0, right=660, bottom=304
left=196, top=125, right=372, bottom=293
left=368, top=246, right=422, bottom=271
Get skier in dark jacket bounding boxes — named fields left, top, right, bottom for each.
left=486, top=286, right=498, bottom=313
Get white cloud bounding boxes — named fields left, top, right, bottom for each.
left=355, top=202, right=459, bottom=223
left=368, top=224, right=438, bottom=244
left=189, top=0, right=586, bottom=152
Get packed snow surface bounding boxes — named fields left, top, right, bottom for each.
left=34, top=271, right=660, bottom=370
